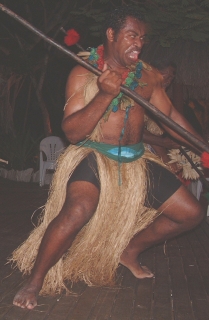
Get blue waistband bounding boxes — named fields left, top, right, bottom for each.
left=77, top=140, right=145, bottom=163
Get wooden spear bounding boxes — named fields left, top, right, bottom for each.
left=1, top=3, right=209, bottom=153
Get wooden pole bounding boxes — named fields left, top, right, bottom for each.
left=179, top=147, right=209, bottom=190
left=1, top=3, right=209, bottom=153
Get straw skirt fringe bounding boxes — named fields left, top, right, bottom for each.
left=11, top=144, right=161, bottom=295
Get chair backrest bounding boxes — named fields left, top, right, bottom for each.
left=40, top=136, right=66, bottom=161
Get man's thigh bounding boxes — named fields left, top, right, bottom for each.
left=157, top=184, right=202, bottom=223
left=63, top=153, right=100, bottom=216
left=145, top=160, right=203, bottom=223
left=145, top=160, right=182, bottom=210
left=69, top=156, right=182, bottom=210
left=69, top=153, right=100, bottom=190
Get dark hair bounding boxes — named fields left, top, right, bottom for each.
left=102, top=6, right=145, bottom=43
left=150, top=59, right=177, bottom=71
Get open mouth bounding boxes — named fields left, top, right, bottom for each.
left=128, top=50, right=140, bottom=61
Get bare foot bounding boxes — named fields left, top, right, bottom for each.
left=120, top=258, right=154, bottom=279
left=13, top=280, right=41, bottom=309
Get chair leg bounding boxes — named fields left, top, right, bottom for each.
left=39, top=174, right=43, bottom=187
left=39, top=168, right=45, bottom=187
left=39, top=170, right=42, bottom=187
left=42, top=168, right=46, bottom=187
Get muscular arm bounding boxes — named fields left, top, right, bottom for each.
left=61, top=64, right=122, bottom=144
left=149, top=78, right=204, bottom=152
left=143, top=129, right=180, bottom=149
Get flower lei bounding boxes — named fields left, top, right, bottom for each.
left=88, top=45, right=146, bottom=116
left=87, top=45, right=148, bottom=184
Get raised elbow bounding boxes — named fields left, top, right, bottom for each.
left=61, top=121, right=73, bottom=144
left=61, top=123, right=81, bottom=144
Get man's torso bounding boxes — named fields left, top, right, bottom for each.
left=99, top=67, right=159, bottom=145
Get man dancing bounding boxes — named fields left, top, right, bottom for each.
left=13, top=6, right=204, bottom=309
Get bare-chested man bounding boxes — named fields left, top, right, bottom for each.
left=13, top=6, right=205, bottom=309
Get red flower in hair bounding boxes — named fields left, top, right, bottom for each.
left=64, top=29, right=80, bottom=46
left=201, top=151, right=209, bottom=168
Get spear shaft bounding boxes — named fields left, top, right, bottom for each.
left=179, top=147, right=209, bottom=189
left=1, top=3, right=209, bottom=153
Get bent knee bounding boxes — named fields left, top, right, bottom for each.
left=163, top=186, right=205, bottom=228
left=183, top=202, right=205, bottom=228
left=60, top=200, right=95, bottom=231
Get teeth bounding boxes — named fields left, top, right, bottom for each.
left=129, top=51, right=139, bottom=60
left=125, top=47, right=140, bottom=61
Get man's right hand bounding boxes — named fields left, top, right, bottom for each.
left=97, top=63, right=122, bottom=98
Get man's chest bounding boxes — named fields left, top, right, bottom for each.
left=135, top=85, right=153, bottom=103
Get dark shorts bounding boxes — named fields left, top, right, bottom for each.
left=69, top=153, right=182, bottom=210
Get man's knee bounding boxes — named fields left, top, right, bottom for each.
left=60, top=200, right=94, bottom=230
left=58, top=180, right=99, bottom=231
left=190, top=202, right=204, bottom=223
left=181, top=201, right=205, bottom=229
left=160, top=187, right=205, bottom=229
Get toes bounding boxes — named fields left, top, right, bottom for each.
left=13, top=296, right=22, bottom=307
left=13, top=292, right=37, bottom=309
left=14, top=299, right=36, bottom=310
left=27, top=302, right=37, bottom=310
left=141, top=266, right=154, bottom=278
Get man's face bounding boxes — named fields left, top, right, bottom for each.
left=110, top=16, right=147, bottom=67
left=160, top=66, right=176, bottom=89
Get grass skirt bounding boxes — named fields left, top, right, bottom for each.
left=11, top=144, right=161, bottom=295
